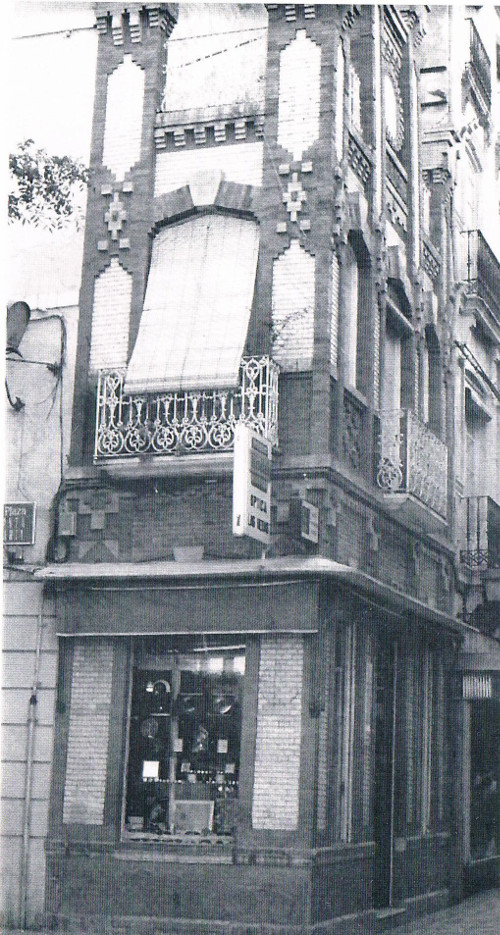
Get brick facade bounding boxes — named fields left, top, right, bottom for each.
left=62, top=640, right=113, bottom=825
left=252, top=636, right=304, bottom=830
left=271, top=240, right=315, bottom=370
left=89, top=259, right=132, bottom=372
left=37, top=4, right=498, bottom=933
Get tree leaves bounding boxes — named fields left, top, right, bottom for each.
left=9, top=139, right=89, bottom=230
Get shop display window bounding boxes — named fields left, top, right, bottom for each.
left=124, top=637, right=245, bottom=841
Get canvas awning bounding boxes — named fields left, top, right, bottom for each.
left=124, top=214, right=259, bottom=393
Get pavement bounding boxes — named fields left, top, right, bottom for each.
left=395, top=887, right=500, bottom=935
left=3, top=888, right=499, bottom=935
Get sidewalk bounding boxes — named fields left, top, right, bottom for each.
left=396, top=887, right=500, bottom=935
left=3, top=889, right=499, bottom=935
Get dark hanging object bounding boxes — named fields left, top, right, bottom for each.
left=7, top=301, right=31, bottom=355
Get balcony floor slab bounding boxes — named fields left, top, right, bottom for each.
left=96, top=452, right=233, bottom=478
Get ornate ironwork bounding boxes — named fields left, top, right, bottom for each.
left=342, top=389, right=365, bottom=471
left=465, top=19, right=491, bottom=112
left=462, top=229, right=500, bottom=324
left=422, top=239, right=440, bottom=282
left=376, top=409, right=448, bottom=518
left=460, top=495, right=500, bottom=570
left=95, top=357, right=279, bottom=460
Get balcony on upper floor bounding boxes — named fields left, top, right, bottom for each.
left=94, top=356, right=279, bottom=474
left=460, top=495, right=500, bottom=572
left=376, top=409, right=448, bottom=525
left=464, top=18, right=491, bottom=116
left=461, top=229, right=500, bottom=335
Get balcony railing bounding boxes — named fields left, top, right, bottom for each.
left=460, top=495, right=500, bottom=570
left=461, top=229, right=500, bottom=325
left=465, top=18, right=491, bottom=112
left=94, top=356, right=279, bottom=460
left=376, top=409, right=448, bottom=519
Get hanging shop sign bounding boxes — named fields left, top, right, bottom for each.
left=4, top=502, right=36, bottom=546
left=232, top=424, right=272, bottom=545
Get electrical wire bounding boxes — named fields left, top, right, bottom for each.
left=12, top=23, right=267, bottom=42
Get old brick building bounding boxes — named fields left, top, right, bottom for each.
left=32, top=4, right=499, bottom=933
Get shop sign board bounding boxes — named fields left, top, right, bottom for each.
left=232, top=424, right=272, bottom=545
left=290, top=498, right=319, bottom=544
left=4, top=502, right=36, bottom=546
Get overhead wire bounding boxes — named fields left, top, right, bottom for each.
left=12, top=23, right=267, bottom=42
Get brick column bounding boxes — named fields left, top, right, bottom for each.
left=262, top=5, right=356, bottom=461
left=70, top=4, right=177, bottom=465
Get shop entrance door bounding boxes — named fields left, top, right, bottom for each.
left=373, top=637, right=398, bottom=908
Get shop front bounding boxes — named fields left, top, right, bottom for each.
left=39, top=558, right=463, bottom=934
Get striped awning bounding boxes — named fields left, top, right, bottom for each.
left=124, top=214, right=259, bottom=393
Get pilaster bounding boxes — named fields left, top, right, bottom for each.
left=70, top=4, right=178, bottom=466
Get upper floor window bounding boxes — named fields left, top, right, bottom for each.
left=344, top=233, right=372, bottom=397
left=125, top=212, right=260, bottom=394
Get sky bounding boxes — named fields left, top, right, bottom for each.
left=8, top=1, right=97, bottom=160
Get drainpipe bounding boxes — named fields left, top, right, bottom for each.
left=19, top=590, right=45, bottom=929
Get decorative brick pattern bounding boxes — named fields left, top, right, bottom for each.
left=282, top=172, right=307, bottom=222
left=272, top=240, right=315, bottom=371
left=252, top=636, right=304, bottom=830
left=102, top=54, right=145, bottom=182
left=330, top=252, right=340, bottom=373
left=154, top=142, right=264, bottom=196
left=63, top=640, right=113, bottom=825
left=89, top=258, right=132, bottom=373
left=278, top=29, right=321, bottom=161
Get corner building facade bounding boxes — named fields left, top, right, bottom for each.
left=40, top=5, right=474, bottom=932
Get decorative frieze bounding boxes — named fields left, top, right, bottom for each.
left=386, top=181, right=408, bottom=232
left=128, top=10, right=142, bottom=43
left=347, top=132, right=372, bottom=189
left=341, top=6, right=360, bottom=31
left=96, top=5, right=176, bottom=42
left=111, top=13, right=124, bottom=46
left=154, top=112, right=264, bottom=151
left=422, top=239, right=440, bottom=282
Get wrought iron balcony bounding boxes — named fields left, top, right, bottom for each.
left=460, top=495, right=500, bottom=570
left=465, top=19, right=491, bottom=113
left=94, top=356, right=279, bottom=460
left=461, top=229, right=500, bottom=325
left=376, top=409, right=448, bottom=519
